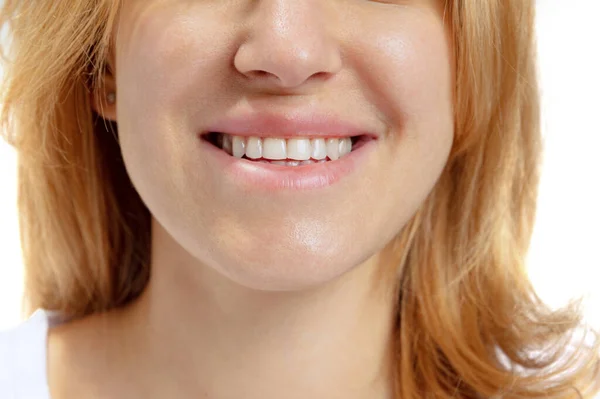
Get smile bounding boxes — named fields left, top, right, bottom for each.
left=198, top=112, right=379, bottom=191
left=199, top=132, right=376, bottom=191
left=203, top=133, right=371, bottom=166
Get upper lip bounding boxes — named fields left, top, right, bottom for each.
left=205, top=111, right=378, bottom=139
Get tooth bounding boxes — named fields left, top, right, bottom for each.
left=229, top=135, right=352, bottom=161
left=222, top=134, right=233, bottom=155
left=326, top=138, right=340, bottom=160
left=286, top=160, right=300, bottom=166
left=232, top=136, right=246, bottom=158
left=310, top=138, right=327, bottom=160
left=287, top=138, right=311, bottom=161
left=272, top=160, right=287, bottom=166
left=246, top=137, right=263, bottom=159
left=300, top=160, right=315, bottom=165
left=339, top=138, right=352, bottom=157
left=263, top=138, right=287, bottom=160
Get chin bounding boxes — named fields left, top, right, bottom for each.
left=204, top=236, right=371, bottom=292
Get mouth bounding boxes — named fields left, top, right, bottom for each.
left=201, top=132, right=373, bottom=166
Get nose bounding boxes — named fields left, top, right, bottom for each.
left=233, top=0, right=342, bottom=90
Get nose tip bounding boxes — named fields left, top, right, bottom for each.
left=235, top=43, right=342, bottom=89
left=233, top=2, right=342, bottom=90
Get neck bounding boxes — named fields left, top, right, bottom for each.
left=120, top=221, right=398, bottom=399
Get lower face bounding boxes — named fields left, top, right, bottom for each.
left=112, top=0, right=454, bottom=291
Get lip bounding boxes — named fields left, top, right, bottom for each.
left=205, top=112, right=378, bottom=139
left=198, top=135, right=377, bottom=191
left=199, top=111, right=379, bottom=191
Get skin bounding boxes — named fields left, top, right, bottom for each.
left=48, top=0, right=454, bottom=398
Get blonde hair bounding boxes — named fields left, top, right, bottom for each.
left=1, top=1, right=598, bottom=398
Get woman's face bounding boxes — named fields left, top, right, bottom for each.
left=108, top=0, right=454, bottom=290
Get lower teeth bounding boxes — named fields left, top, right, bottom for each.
left=256, top=159, right=327, bottom=166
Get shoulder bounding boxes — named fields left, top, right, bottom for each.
left=46, top=309, right=127, bottom=399
left=0, top=309, right=52, bottom=398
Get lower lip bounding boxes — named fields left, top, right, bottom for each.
left=199, top=137, right=376, bottom=191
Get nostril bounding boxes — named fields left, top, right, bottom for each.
left=245, top=70, right=272, bottom=80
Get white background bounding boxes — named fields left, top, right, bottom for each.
left=1, top=1, right=599, bottom=331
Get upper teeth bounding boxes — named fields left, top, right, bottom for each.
left=219, top=134, right=353, bottom=161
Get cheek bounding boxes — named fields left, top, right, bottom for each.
left=350, top=9, right=454, bottom=131
left=113, top=4, right=234, bottom=200
left=364, top=9, right=454, bottom=173
left=115, top=4, right=236, bottom=125
left=344, top=9, right=455, bottom=227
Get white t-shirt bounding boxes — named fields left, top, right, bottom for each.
left=0, top=310, right=55, bottom=399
